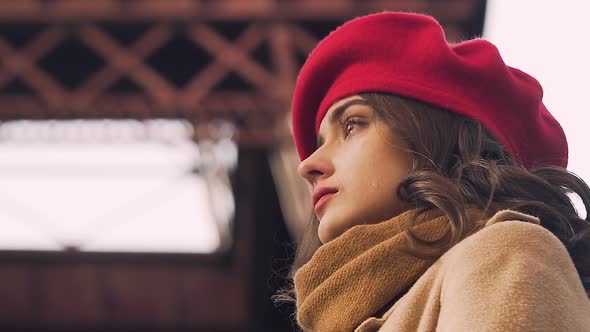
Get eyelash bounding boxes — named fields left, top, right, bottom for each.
left=341, top=117, right=364, bottom=138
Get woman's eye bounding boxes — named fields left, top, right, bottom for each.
left=342, top=117, right=363, bottom=137
left=345, top=122, right=356, bottom=135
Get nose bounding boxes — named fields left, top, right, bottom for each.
left=297, top=147, right=334, bottom=186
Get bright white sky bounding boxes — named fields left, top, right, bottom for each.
left=0, top=120, right=224, bottom=253
left=484, top=1, right=590, bottom=184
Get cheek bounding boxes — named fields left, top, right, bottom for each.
left=336, top=155, right=395, bottom=209
left=346, top=150, right=410, bottom=217
left=363, top=168, right=398, bottom=205
left=334, top=139, right=375, bottom=174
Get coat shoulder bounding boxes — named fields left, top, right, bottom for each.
left=436, top=211, right=590, bottom=331
left=448, top=211, right=566, bottom=265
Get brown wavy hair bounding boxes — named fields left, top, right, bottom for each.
left=276, top=92, right=590, bottom=303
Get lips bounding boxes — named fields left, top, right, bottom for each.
left=312, top=187, right=338, bottom=212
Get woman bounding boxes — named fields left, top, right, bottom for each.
left=278, top=11, right=590, bottom=331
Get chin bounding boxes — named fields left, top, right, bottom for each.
left=317, top=217, right=349, bottom=244
left=317, top=220, right=334, bottom=244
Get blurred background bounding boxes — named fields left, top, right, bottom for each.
left=0, top=0, right=587, bottom=331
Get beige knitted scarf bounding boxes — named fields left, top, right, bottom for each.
left=294, top=209, right=464, bottom=332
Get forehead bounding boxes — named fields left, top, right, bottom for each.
left=318, top=95, right=366, bottom=130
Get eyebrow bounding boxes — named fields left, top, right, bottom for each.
left=316, top=99, right=371, bottom=148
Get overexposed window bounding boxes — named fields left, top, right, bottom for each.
left=0, top=119, right=236, bottom=254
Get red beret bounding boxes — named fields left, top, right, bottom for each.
left=291, top=12, right=568, bottom=168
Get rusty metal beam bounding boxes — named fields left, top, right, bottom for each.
left=0, top=0, right=482, bottom=22
left=0, top=92, right=286, bottom=146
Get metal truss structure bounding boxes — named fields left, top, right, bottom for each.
left=0, top=0, right=486, bottom=146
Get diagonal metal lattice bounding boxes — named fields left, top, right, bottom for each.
left=0, top=0, right=486, bottom=146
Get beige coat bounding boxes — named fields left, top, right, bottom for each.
left=355, top=210, right=590, bottom=331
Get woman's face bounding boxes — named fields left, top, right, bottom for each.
left=298, top=95, right=414, bottom=243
